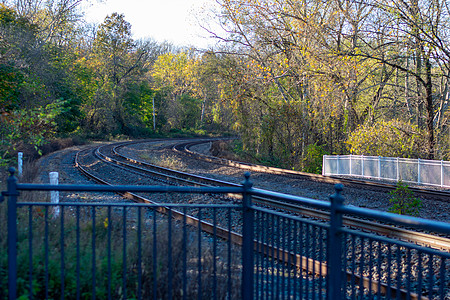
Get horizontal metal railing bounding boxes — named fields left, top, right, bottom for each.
left=323, top=154, right=450, bottom=188
left=1, top=168, right=449, bottom=299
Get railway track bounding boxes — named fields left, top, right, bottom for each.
left=73, top=139, right=449, bottom=300
left=100, top=139, right=449, bottom=251
left=175, top=140, right=450, bottom=202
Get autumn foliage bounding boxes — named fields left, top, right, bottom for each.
left=2, top=0, right=450, bottom=171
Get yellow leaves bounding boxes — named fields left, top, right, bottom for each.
left=152, top=51, right=204, bottom=99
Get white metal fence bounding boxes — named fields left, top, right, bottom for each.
left=322, top=155, right=450, bottom=188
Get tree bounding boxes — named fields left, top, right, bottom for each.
left=346, top=0, right=450, bottom=159
left=5, top=0, right=84, bottom=45
left=152, top=51, right=202, bottom=131
left=209, top=0, right=450, bottom=169
left=91, top=12, right=148, bottom=134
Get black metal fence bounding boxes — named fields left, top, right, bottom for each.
left=1, top=168, right=449, bottom=299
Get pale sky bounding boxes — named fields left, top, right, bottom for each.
left=81, top=0, right=220, bottom=48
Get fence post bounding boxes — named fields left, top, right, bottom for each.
left=18, top=152, right=23, bottom=177
left=361, top=155, right=364, bottom=177
left=322, top=155, right=326, bottom=175
left=396, top=157, right=399, bottom=181
left=337, top=155, right=340, bottom=175
left=50, top=172, right=60, bottom=217
left=441, top=160, right=444, bottom=187
left=378, top=156, right=381, bottom=179
left=6, top=167, right=19, bottom=300
left=328, top=184, right=344, bottom=300
left=349, top=154, right=352, bottom=176
left=241, top=172, right=254, bottom=300
left=418, top=158, right=421, bottom=184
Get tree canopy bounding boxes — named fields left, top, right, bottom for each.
left=1, top=0, right=450, bottom=172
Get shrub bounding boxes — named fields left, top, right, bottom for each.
left=346, top=119, right=427, bottom=158
left=303, top=143, right=328, bottom=174
left=388, top=181, right=422, bottom=217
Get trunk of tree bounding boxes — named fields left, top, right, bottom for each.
left=424, top=56, right=435, bottom=159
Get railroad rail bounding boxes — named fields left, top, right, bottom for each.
left=100, top=139, right=449, bottom=252
left=72, top=140, right=450, bottom=300
left=174, top=139, right=450, bottom=202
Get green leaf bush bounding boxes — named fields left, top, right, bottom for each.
left=388, top=181, right=422, bottom=217
left=346, top=119, right=428, bottom=158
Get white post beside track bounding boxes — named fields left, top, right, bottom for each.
left=50, top=172, right=60, bottom=217
left=18, top=152, right=23, bottom=177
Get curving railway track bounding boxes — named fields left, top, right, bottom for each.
left=72, top=138, right=449, bottom=300
left=118, top=140, right=450, bottom=244
left=175, top=139, right=450, bottom=203
left=75, top=139, right=450, bottom=250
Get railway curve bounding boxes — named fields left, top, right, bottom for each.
left=69, top=139, right=449, bottom=300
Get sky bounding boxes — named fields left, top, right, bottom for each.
left=81, top=0, right=221, bottom=49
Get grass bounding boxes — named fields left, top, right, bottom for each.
left=142, top=153, right=187, bottom=172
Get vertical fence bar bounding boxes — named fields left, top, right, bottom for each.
left=76, top=206, right=81, bottom=300
left=293, top=220, right=298, bottom=299
left=182, top=207, right=187, bottom=300
left=349, top=154, right=352, bottom=176
left=322, top=155, right=326, bottom=175
left=281, top=218, right=286, bottom=299
left=406, top=248, right=412, bottom=298
left=376, top=241, right=382, bottom=297
left=275, top=215, right=280, bottom=297
left=350, top=235, right=356, bottom=298
left=418, top=158, right=421, bottom=184
left=359, top=237, right=365, bottom=296
left=28, top=206, right=33, bottom=300
left=387, top=244, right=392, bottom=299
left=396, top=157, right=399, bottom=181
left=306, top=222, right=311, bottom=298
left=122, top=207, right=127, bottom=300
left=60, top=206, right=65, bottom=298
left=241, top=172, right=254, bottom=300
left=271, top=214, right=276, bottom=297
left=7, top=168, right=18, bottom=300
left=378, top=156, right=381, bottom=179
left=227, top=207, right=232, bottom=300
left=137, top=207, right=142, bottom=300
left=197, top=208, right=202, bottom=300
left=337, top=155, right=340, bottom=175
left=213, top=207, right=217, bottom=300
left=92, top=206, right=96, bottom=300
left=417, top=252, right=423, bottom=298
left=153, top=210, right=157, bottom=299
left=287, top=218, right=292, bottom=298
left=255, top=210, right=261, bottom=298
left=44, top=207, right=49, bottom=299
left=441, top=160, right=444, bottom=187
left=360, top=155, right=364, bottom=177
left=328, top=184, right=344, bottom=300
left=299, top=222, right=304, bottom=297
left=107, top=206, right=112, bottom=300
left=169, top=208, right=173, bottom=300
left=368, top=239, right=373, bottom=296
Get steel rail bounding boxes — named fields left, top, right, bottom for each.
left=76, top=143, right=427, bottom=300
left=110, top=140, right=450, bottom=252
left=176, top=140, right=450, bottom=202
